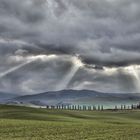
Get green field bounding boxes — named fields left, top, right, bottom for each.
left=0, top=105, right=140, bottom=140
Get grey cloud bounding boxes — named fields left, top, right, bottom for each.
left=0, top=0, right=140, bottom=93
left=68, top=67, right=138, bottom=93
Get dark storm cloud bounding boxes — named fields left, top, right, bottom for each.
left=1, top=0, right=140, bottom=67
left=1, top=0, right=140, bottom=93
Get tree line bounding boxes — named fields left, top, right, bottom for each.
left=44, top=103, right=140, bottom=111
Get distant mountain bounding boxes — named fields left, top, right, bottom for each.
left=0, top=92, right=18, bottom=102
left=8, top=90, right=140, bottom=108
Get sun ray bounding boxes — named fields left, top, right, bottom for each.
left=55, top=56, right=84, bottom=91
left=0, top=54, right=57, bottom=79
left=125, top=65, right=140, bottom=91
left=0, top=60, right=34, bottom=78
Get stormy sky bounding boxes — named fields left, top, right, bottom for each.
left=0, top=0, right=140, bottom=94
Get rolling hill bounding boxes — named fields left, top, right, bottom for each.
left=5, top=90, right=140, bottom=108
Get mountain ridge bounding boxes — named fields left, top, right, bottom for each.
left=9, top=89, right=140, bottom=107
left=0, top=92, right=18, bottom=102
left=1, top=90, right=140, bottom=108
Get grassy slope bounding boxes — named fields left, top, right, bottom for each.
left=0, top=105, right=140, bottom=140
